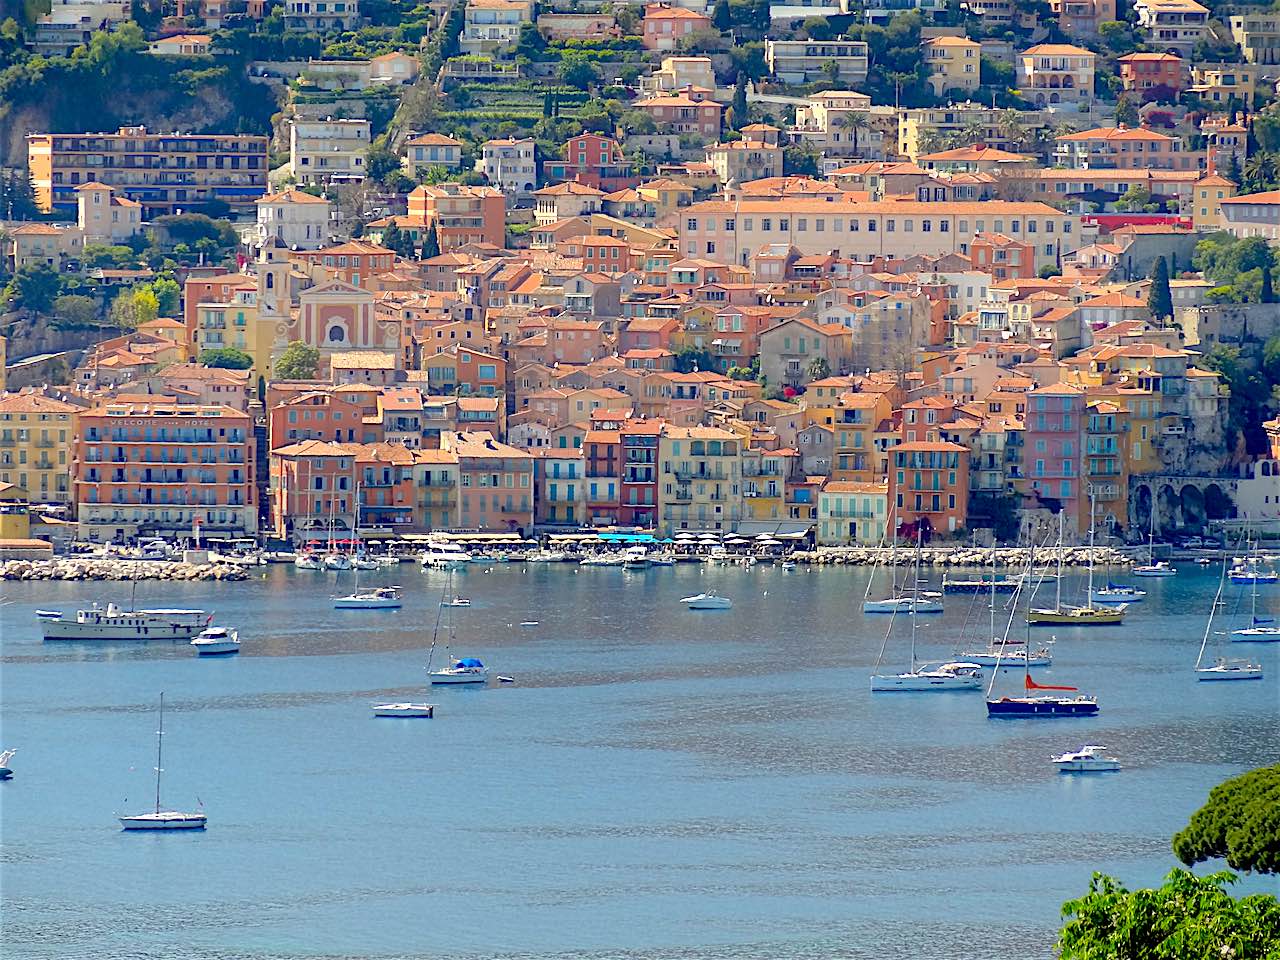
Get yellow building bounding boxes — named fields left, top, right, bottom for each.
left=817, top=480, right=888, bottom=545
left=1109, top=387, right=1162, bottom=476
left=923, top=36, right=982, bottom=98
left=832, top=392, right=892, bottom=482
left=1084, top=399, right=1129, bottom=532
left=0, top=481, right=30, bottom=539
left=636, top=178, right=695, bottom=221
left=742, top=447, right=787, bottom=521
left=1191, top=173, right=1237, bottom=230
left=0, top=393, right=79, bottom=505
left=658, top=425, right=743, bottom=533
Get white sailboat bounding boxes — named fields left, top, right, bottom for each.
left=1231, top=542, right=1280, bottom=641
left=1133, top=503, right=1176, bottom=578
left=863, top=506, right=942, bottom=614
left=119, top=694, right=207, bottom=831
left=0, top=749, right=15, bottom=780
left=333, top=535, right=403, bottom=609
left=1195, top=557, right=1262, bottom=680
left=426, top=571, right=488, bottom=684
left=961, top=543, right=1053, bottom=668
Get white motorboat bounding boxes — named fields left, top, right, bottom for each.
left=649, top=554, right=676, bottom=566
left=863, top=595, right=943, bottom=614
left=441, top=597, right=471, bottom=607
left=352, top=556, right=381, bottom=571
left=1197, top=657, right=1263, bottom=681
left=1132, top=562, right=1177, bottom=578
left=1052, top=745, right=1121, bottom=772
left=680, top=592, right=732, bottom=610
left=419, top=544, right=472, bottom=568
left=526, top=550, right=569, bottom=562
left=373, top=703, right=435, bottom=718
left=264, top=550, right=297, bottom=563
left=428, top=657, right=489, bottom=684
left=0, top=749, right=15, bottom=780
left=870, top=662, right=984, bottom=691
left=119, top=694, right=206, bottom=831
left=622, top=546, right=651, bottom=569
left=40, top=603, right=209, bottom=642
left=960, top=644, right=1053, bottom=668
left=1090, top=583, right=1146, bottom=604
left=333, top=586, right=403, bottom=610
left=190, top=626, right=240, bottom=656
left=294, top=552, right=324, bottom=570
left=209, top=550, right=265, bottom=567
left=323, top=553, right=352, bottom=571
left=781, top=560, right=797, bottom=570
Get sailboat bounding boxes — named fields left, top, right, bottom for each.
left=1196, top=558, right=1263, bottom=679
left=1028, top=498, right=1125, bottom=626
left=426, top=570, right=488, bottom=684
left=333, top=513, right=403, bottom=610
left=1229, top=540, right=1279, bottom=585
left=119, top=694, right=207, bottom=830
left=987, top=543, right=1100, bottom=717
left=1133, top=502, right=1176, bottom=577
left=863, top=504, right=942, bottom=614
left=1231, top=543, right=1280, bottom=641
left=961, top=542, right=1054, bottom=668
left=870, top=533, right=983, bottom=691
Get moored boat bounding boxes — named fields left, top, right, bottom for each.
left=680, top=592, right=732, bottom=610
left=870, top=661, right=983, bottom=691
left=1052, top=745, right=1120, bottom=772
left=119, top=694, right=206, bottom=832
left=373, top=703, right=435, bottom=717
left=190, top=626, right=240, bottom=655
left=1090, top=583, right=1146, bottom=604
left=428, top=657, right=489, bottom=684
left=41, top=603, right=210, bottom=642
left=333, top=587, right=403, bottom=610
left=0, top=749, right=15, bottom=780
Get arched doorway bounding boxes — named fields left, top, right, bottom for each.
left=1180, top=484, right=1206, bottom=531
left=1157, top=483, right=1180, bottom=535
left=1204, top=483, right=1234, bottom=523
left=1133, top=483, right=1153, bottom=534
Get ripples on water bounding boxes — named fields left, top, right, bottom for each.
left=2, top=563, right=1277, bottom=959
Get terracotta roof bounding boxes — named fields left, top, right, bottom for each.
left=0, top=393, right=80, bottom=413
left=258, top=188, right=330, bottom=205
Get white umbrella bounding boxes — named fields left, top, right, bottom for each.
left=725, top=537, right=748, bottom=544
left=757, top=538, right=783, bottom=546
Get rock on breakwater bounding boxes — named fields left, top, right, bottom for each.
left=796, top=546, right=1133, bottom=567
left=1, top=559, right=249, bottom=582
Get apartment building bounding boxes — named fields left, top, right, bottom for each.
left=889, top=441, right=970, bottom=535
left=765, top=39, right=870, bottom=84
left=923, top=36, right=981, bottom=98
left=1054, top=125, right=1192, bottom=171
left=1229, top=13, right=1280, bottom=65
left=461, top=0, right=531, bottom=52
left=1189, top=63, right=1265, bottom=108
left=256, top=188, right=332, bottom=250
left=1117, top=52, right=1184, bottom=96
left=405, top=183, right=507, bottom=251
left=1016, top=44, right=1096, bottom=111
left=632, top=89, right=724, bottom=136
left=402, top=134, right=464, bottom=177
left=441, top=431, right=534, bottom=532
left=817, top=481, right=888, bottom=545
left=1191, top=173, right=1238, bottom=230
left=0, top=393, right=79, bottom=506
left=705, top=138, right=784, bottom=185
left=478, top=137, right=537, bottom=199
left=642, top=4, right=713, bottom=51
left=657, top=425, right=743, bottom=533
left=898, top=105, right=1050, bottom=159
left=284, top=0, right=361, bottom=31
left=637, top=55, right=716, bottom=96
left=1135, top=0, right=1210, bottom=56
left=73, top=402, right=256, bottom=540
left=27, top=126, right=268, bottom=216
left=863, top=0, right=947, bottom=22
left=620, top=419, right=662, bottom=528
left=1023, top=383, right=1086, bottom=533
left=1048, top=0, right=1114, bottom=36
left=31, top=0, right=130, bottom=55
left=290, top=118, right=370, bottom=186
left=542, top=133, right=633, bottom=192
left=1219, top=190, right=1280, bottom=241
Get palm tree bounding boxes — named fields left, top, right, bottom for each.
left=846, top=111, right=870, bottom=157
left=997, top=109, right=1028, bottom=151
left=1244, top=152, right=1278, bottom=192
left=961, top=117, right=986, bottom=146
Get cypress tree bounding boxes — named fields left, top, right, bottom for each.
left=1148, top=256, right=1173, bottom=322
left=422, top=221, right=441, bottom=259
left=1262, top=265, right=1275, bottom=303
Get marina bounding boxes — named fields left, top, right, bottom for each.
left=1, top=560, right=1276, bottom=957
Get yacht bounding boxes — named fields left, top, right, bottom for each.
left=419, top=544, right=472, bottom=568
left=428, top=657, right=489, bottom=684
left=0, top=749, right=15, bottom=780
left=40, top=603, right=209, bottom=642
left=294, top=552, right=324, bottom=570
left=680, top=592, right=733, bottom=610
left=1027, top=604, right=1126, bottom=626
left=869, top=661, right=983, bottom=691
left=190, top=626, right=240, bottom=656
left=1090, top=583, right=1146, bottom=604
left=333, top=586, right=403, bottom=610
left=1132, top=560, right=1176, bottom=578
left=622, top=546, right=651, bottom=569
left=1052, top=745, right=1121, bottom=772
left=352, top=556, right=381, bottom=571
left=323, top=553, right=352, bottom=571
left=863, top=595, right=944, bottom=614
left=119, top=694, right=207, bottom=831
left=1197, top=657, right=1263, bottom=681
left=1229, top=563, right=1278, bottom=585
left=372, top=703, right=435, bottom=718
left=441, top=596, right=471, bottom=607
left=960, top=644, right=1053, bottom=668
left=942, top=576, right=1019, bottom=594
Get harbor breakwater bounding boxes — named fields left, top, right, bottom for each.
left=796, top=546, right=1135, bottom=568
left=0, top=559, right=249, bottom=582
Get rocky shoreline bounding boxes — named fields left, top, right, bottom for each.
left=1, top=559, right=250, bottom=582
left=795, top=546, right=1135, bottom=567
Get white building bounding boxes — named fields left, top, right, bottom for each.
left=284, top=0, right=361, bottom=31
left=290, top=118, right=371, bottom=186
left=76, top=181, right=141, bottom=245
left=477, top=137, right=537, bottom=200
left=460, top=0, right=533, bottom=54
left=255, top=188, right=332, bottom=250
left=30, top=0, right=130, bottom=55
left=764, top=39, right=870, bottom=85
left=1219, top=190, right=1280, bottom=240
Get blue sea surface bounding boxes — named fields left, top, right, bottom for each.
left=2, top=561, right=1277, bottom=959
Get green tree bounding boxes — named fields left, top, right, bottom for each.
left=198, top=347, right=254, bottom=369
left=1263, top=266, right=1275, bottom=304
left=1115, top=94, right=1138, bottom=127
left=674, top=347, right=717, bottom=373
left=4, top=264, right=62, bottom=314
left=1059, top=869, right=1280, bottom=959
left=422, top=221, right=441, bottom=259
left=148, top=276, right=180, bottom=316
left=52, top=293, right=100, bottom=328
left=382, top=222, right=404, bottom=256
left=366, top=143, right=402, bottom=183
left=713, top=0, right=731, bottom=30
left=732, top=71, right=748, bottom=121
left=1148, top=256, right=1173, bottom=321
left=516, top=21, right=546, bottom=59
left=806, top=356, right=831, bottom=381
left=558, top=56, right=598, bottom=92
left=1098, top=20, right=1137, bottom=55
left=275, top=340, right=321, bottom=380
left=1173, top=764, right=1280, bottom=875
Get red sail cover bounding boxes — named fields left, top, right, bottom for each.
left=1025, top=675, right=1078, bottom=692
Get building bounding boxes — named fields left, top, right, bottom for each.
left=0, top=393, right=79, bottom=505
left=148, top=33, right=213, bottom=55
left=1054, top=125, right=1190, bottom=171
left=705, top=137, right=784, bottom=185
left=657, top=425, right=742, bottom=533
left=899, top=105, right=1050, bottom=159
left=73, top=402, right=256, bottom=540
left=1135, top=0, right=1210, bottom=56
left=1023, top=383, right=1086, bottom=533
left=765, top=39, right=870, bottom=85
left=478, top=137, right=537, bottom=200
left=632, top=90, right=724, bottom=137
left=923, top=36, right=982, bottom=97
left=405, top=183, right=507, bottom=250
left=461, top=0, right=534, bottom=53
left=917, top=144, right=1036, bottom=175
left=75, top=181, right=142, bottom=245
left=1017, top=44, right=1096, bottom=111
left=1117, top=53, right=1184, bottom=97
left=1219, top=190, right=1280, bottom=240
left=642, top=4, right=713, bottom=51
left=27, top=126, right=269, bottom=217
left=31, top=0, right=130, bottom=55
left=1229, top=13, right=1280, bottom=65
left=542, top=133, right=633, bottom=192
left=620, top=418, right=662, bottom=528
left=536, top=12, right=620, bottom=40
left=889, top=441, right=969, bottom=536
left=284, top=0, right=361, bottom=31
left=255, top=188, right=332, bottom=250
left=533, top=181, right=604, bottom=226
left=817, top=480, right=888, bottom=544
left=1048, top=0, right=1115, bottom=37
left=290, top=118, right=370, bottom=186
left=402, top=134, right=464, bottom=177
left=970, top=232, right=1036, bottom=281
left=758, top=318, right=853, bottom=390
left=7, top=223, right=82, bottom=272
left=1191, top=173, right=1237, bottom=230
left=638, top=55, right=716, bottom=96
left=1189, top=63, right=1264, bottom=109
left=441, top=431, right=534, bottom=532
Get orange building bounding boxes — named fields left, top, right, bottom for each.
left=890, top=440, right=970, bottom=537
left=406, top=183, right=506, bottom=252
left=1117, top=53, right=1183, bottom=97
left=441, top=430, right=534, bottom=533
left=73, top=401, right=256, bottom=540
left=970, top=233, right=1036, bottom=281
left=290, top=241, right=397, bottom=289
left=268, top=390, right=382, bottom=450
left=269, top=439, right=359, bottom=540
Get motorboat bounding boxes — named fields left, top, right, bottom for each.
left=1132, top=561, right=1177, bottom=578
left=781, top=560, right=797, bottom=570
left=649, top=554, right=676, bottom=566
left=526, top=550, right=569, bottom=562
left=1089, top=583, right=1146, bottom=604
left=373, top=703, right=435, bottom=718
left=323, top=553, right=352, bottom=571
left=419, top=544, right=472, bottom=568
left=441, top=596, right=471, bottom=607
left=0, top=749, right=14, bottom=780
left=41, top=603, right=209, bottom=642
left=869, top=661, right=984, bottom=692
left=352, top=556, right=381, bottom=571
left=1052, top=745, right=1121, bottom=772
left=960, top=644, right=1053, bottom=668
left=1196, top=657, right=1263, bottom=681
left=622, top=546, right=651, bottom=569
left=1229, top=564, right=1278, bottom=585
left=119, top=694, right=206, bottom=831
left=862, top=595, right=944, bottom=614
left=942, top=576, right=1019, bottom=593
left=1027, top=604, right=1126, bottom=626
left=579, top=554, right=622, bottom=567
left=333, top=586, right=403, bottom=610
left=428, top=657, right=489, bottom=684
left=294, top=552, right=324, bottom=570
left=190, top=626, right=240, bottom=656
left=680, top=592, right=733, bottom=610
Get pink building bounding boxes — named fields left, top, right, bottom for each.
left=1024, top=383, right=1086, bottom=534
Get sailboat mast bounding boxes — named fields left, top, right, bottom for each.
left=426, top=570, right=448, bottom=673
left=1086, top=491, right=1096, bottom=602
left=910, top=531, right=921, bottom=674
left=155, top=693, right=164, bottom=815
left=1054, top=509, right=1063, bottom=611
left=1196, top=557, right=1228, bottom=670
left=989, top=540, right=996, bottom=642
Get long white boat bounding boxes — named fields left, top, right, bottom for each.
left=190, top=626, right=240, bottom=656
left=419, top=544, right=472, bottom=568
left=294, top=552, right=324, bottom=570
left=680, top=592, right=732, bottom=610
left=870, top=661, right=984, bottom=691
left=1052, top=745, right=1121, bottom=772
left=863, top=594, right=944, bottom=614
left=373, top=703, right=435, bottom=717
left=41, top=603, right=210, bottom=642
left=333, top=586, right=403, bottom=610
left=960, top=644, right=1053, bottom=668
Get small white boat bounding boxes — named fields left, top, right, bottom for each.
left=863, top=595, right=944, bottom=614
left=781, top=560, right=797, bottom=570
left=526, top=550, right=569, bottom=562
left=1229, top=566, right=1278, bottom=585
left=1090, top=583, right=1146, bottom=604
left=1231, top=624, right=1280, bottom=641
left=209, top=550, right=265, bottom=567
left=419, top=545, right=472, bottom=568
left=680, top=592, right=732, bottom=610
left=1052, top=745, right=1121, bottom=772
left=622, top=546, right=651, bottom=569
left=333, top=587, right=403, bottom=610
left=0, top=748, right=14, bottom=780
left=1196, top=657, right=1263, bottom=681
left=190, top=626, right=240, bottom=656
left=960, top=645, right=1053, bottom=668
left=428, top=657, right=489, bottom=684
left=441, top=597, right=471, bottom=607
left=294, top=552, right=324, bottom=570
left=649, top=555, right=676, bottom=566
left=119, top=694, right=206, bottom=831
left=352, top=556, right=381, bottom=571
left=324, top=553, right=352, bottom=571
left=869, top=662, right=984, bottom=691
left=373, top=703, right=435, bottom=718
left=1132, top=562, right=1176, bottom=578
